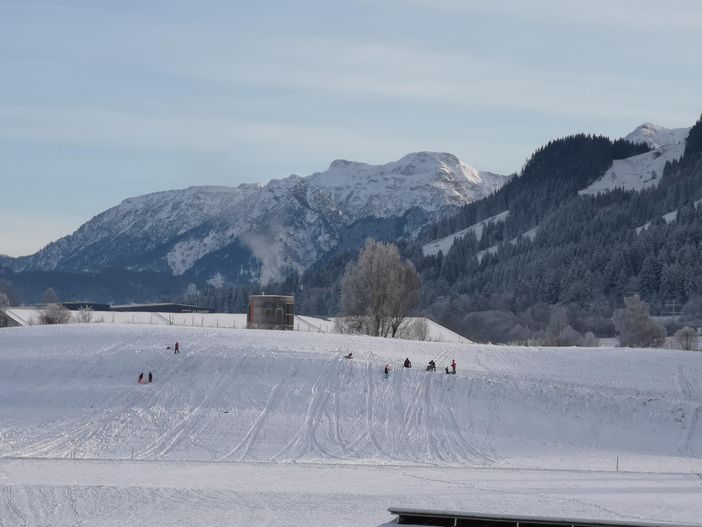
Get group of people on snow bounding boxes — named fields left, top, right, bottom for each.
left=385, top=357, right=456, bottom=377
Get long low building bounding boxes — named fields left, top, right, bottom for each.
left=387, top=508, right=700, bottom=527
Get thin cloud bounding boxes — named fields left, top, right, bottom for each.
left=0, top=2, right=97, bottom=9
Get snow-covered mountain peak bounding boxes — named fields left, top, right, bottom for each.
left=308, top=151, right=507, bottom=218
left=328, top=158, right=365, bottom=170
left=625, top=122, right=690, bottom=149
left=11, top=151, right=507, bottom=284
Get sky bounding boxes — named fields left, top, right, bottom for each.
left=1, top=0, right=701, bottom=257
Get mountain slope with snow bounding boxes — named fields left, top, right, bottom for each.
left=9, top=152, right=507, bottom=284
left=624, top=122, right=690, bottom=149
left=422, top=210, right=509, bottom=257
left=580, top=142, right=685, bottom=195
left=580, top=122, right=690, bottom=195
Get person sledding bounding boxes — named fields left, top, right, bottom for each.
left=148, top=371, right=153, bottom=383
left=426, top=360, right=436, bottom=372
left=403, top=357, right=412, bottom=368
left=344, top=352, right=353, bottom=359
left=137, top=372, right=145, bottom=384
left=384, top=364, right=390, bottom=379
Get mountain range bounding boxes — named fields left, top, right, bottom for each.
left=2, top=117, right=699, bottom=320
left=3, top=152, right=506, bottom=285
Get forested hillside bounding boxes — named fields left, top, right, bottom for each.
left=291, top=117, right=702, bottom=342
left=411, top=118, right=702, bottom=341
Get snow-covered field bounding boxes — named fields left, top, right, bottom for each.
left=1, top=325, right=701, bottom=526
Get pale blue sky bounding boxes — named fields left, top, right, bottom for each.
left=1, top=0, right=701, bottom=257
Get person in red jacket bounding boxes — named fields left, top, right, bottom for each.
left=451, top=359, right=456, bottom=374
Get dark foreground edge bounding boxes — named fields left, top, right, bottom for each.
left=387, top=508, right=701, bottom=527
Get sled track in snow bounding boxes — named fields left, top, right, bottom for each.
left=4, top=485, right=27, bottom=527
left=221, top=363, right=298, bottom=462
left=137, top=352, right=253, bottom=459
left=676, top=365, right=701, bottom=457
left=271, top=354, right=345, bottom=462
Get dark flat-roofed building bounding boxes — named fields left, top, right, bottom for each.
left=387, top=508, right=698, bottom=527
left=60, top=302, right=111, bottom=311
left=110, top=303, right=213, bottom=313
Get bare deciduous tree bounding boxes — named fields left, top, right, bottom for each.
left=0, top=292, right=9, bottom=308
left=410, top=318, right=430, bottom=341
left=613, top=295, right=666, bottom=348
left=675, top=326, right=698, bottom=351
left=74, top=306, right=94, bottom=324
left=340, top=239, right=421, bottom=337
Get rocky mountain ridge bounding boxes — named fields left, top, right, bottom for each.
left=7, top=152, right=507, bottom=284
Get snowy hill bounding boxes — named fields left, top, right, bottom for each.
left=624, top=122, right=690, bottom=149
left=2, top=324, right=701, bottom=465
left=580, top=143, right=685, bottom=195
left=2, top=324, right=702, bottom=526
left=8, top=152, right=506, bottom=284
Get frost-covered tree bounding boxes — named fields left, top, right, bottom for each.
left=74, top=306, right=94, bottom=324
left=39, top=303, right=71, bottom=325
left=340, top=239, right=421, bottom=337
left=613, top=295, right=666, bottom=348
left=674, top=326, right=698, bottom=351
left=0, top=292, right=9, bottom=308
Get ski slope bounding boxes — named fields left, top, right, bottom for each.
left=1, top=324, right=702, bottom=525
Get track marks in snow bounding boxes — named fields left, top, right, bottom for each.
left=137, top=353, right=252, bottom=459
left=4, top=486, right=27, bottom=527
left=271, top=355, right=345, bottom=462
left=65, top=487, right=83, bottom=527
left=676, top=365, right=701, bottom=457
left=221, top=364, right=297, bottom=461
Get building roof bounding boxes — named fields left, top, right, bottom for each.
left=387, top=508, right=700, bottom=527
left=249, top=295, right=294, bottom=300
left=110, top=303, right=213, bottom=313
